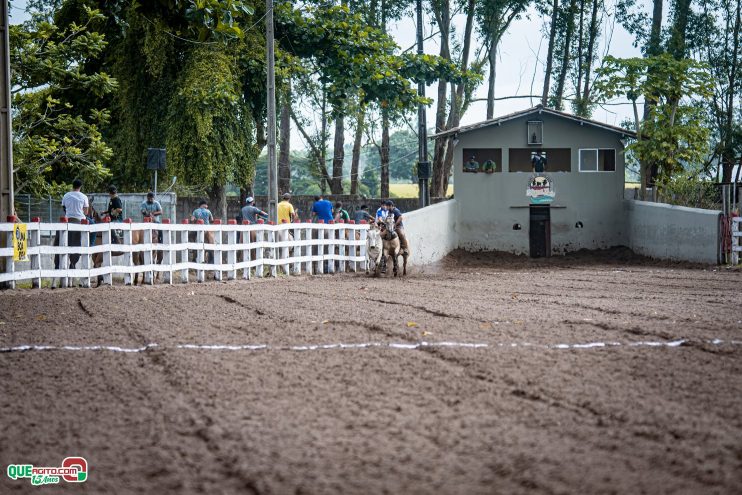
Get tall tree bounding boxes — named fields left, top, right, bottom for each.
left=542, top=0, right=560, bottom=106
left=278, top=85, right=292, bottom=195
left=553, top=0, right=578, bottom=109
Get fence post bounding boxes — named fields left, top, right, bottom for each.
left=212, top=220, right=222, bottom=281
left=227, top=220, right=237, bottom=280
left=242, top=220, right=251, bottom=280
left=359, top=221, right=368, bottom=273
left=733, top=218, right=740, bottom=265
left=30, top=217, right=41, bottom=288
left=79, top=219, right=91, bottom=288
left=102, top=218, right=112, bottom=286
left=280, top=220, right=290, bottom=275
left=123, top=220, right=134, bottom=285
left=143, top=218, right=154, bottom=285
left=162, top=219, right=173, bottom=284
left=255, top=221, right=264, bottom=278
left=196, top=220, right=205, bottom=283
left=180, top=220, right=189, bottom=283
left=326, top=221, right=335, bottom=274
left=59, top=217, right=69, bottom=288
left=338, top=220, right=346, bottom=273
left=305, top=223, right=313, bottom=275
left=316, top=221, right=325, bottom=274
left=268, top=222, right=277, bottom=278
left=293, top=221, right=301, bottom=275
left=4, top=216, right=15, bottom=289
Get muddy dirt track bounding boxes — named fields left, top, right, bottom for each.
left=1, top=249, right=741, bottom=494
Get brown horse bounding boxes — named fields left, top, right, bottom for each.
left=379, top=216, right=405, bottom=277
left=90, top=206, right=163, bottom=286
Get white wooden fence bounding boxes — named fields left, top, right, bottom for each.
left=1, top=217, right=369, bottom=288
left=732, top=216, right=742, bottom=265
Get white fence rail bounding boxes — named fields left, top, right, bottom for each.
left=1, top=218, right=369, bottom=288
left=732, top=216, right=741, bottom=265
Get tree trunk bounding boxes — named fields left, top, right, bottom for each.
left=722, top=0, right=741, bottom=183
left=380, top=110, right=390, bottom=198
left=580, top=0, right=600, bottom=112
left=278, top=89, right=291, bottom=195
left=542, top=0, right=560, bottom=106
left=350, top=109, right=365, bottom=195
left=486, top=36, right=498, bottom=119
left=320, top=89, right=328, bottom=194
left=209, top=183, right=227, bottom=223
left=554, top=0, right=578, bottom=110
left=431, top=0, right=451, bottom=198
left=331, top=113, right=345, bottom=194
left=575, top=0, right=585, bottom=107
left=644, top=0, right=663, bottom=186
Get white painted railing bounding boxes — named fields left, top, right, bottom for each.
left=1, top=217, right=368, bottom=288
left=732, top=216, right=741, bottom=265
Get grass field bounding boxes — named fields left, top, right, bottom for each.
left=389, top=183, right=454, bottom=198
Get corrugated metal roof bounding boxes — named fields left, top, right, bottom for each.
left=430, top=105, right=637, bottom=140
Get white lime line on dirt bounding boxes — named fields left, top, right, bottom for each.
left=1, top=339, right=741, bottom=354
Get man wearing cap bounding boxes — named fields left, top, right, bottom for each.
left=141, top=192, right=163, bottom=242
left=278, top=193, right=299, bottom=224
left=242, top=197, right=268, bottom=224
left=104, top=185, right=123, bottom=222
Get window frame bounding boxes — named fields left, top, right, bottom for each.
left=578, top=148, right=616, bottom=173
left=527, top=121, right=543, bottom=146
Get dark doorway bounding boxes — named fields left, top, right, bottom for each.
left=529, top=206, right=551, bottom=258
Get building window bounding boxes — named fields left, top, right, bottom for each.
left=527, top=121, right=543, bottom=145
left=462, top=148, right=502, bottom=173
left=579, top=149, right=616, bottom=172
left=508, top=148, right=571, bottom=172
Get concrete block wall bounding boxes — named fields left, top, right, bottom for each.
left=625, top=200, right=721, bottom=264
left=403, top=200, right=459, bottom=266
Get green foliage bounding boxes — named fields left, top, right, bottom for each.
left=361, top=162, right=380, bottom=197
left=11, top=4, right=117, bottom=196
left=595, top=54, right=714, bottom=181
left=656, top=168, right=718, bottom=209
left=165, top=47, right=256, bottom=194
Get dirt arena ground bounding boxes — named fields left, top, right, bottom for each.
left=1, top=249, right=741, bottom=494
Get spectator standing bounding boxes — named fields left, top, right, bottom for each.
left=141, top=192, right=163, bottom=242
left=277, top=193, right=299, bottom=224
left=105, top=186, right=123, bottom=222
left=354, top=204, right=374, bottom=223
left=311, top=195, right=334, bottom=223
left=54, top=178, right=89, bottom=274
left=242, top=197, right=269, bottom=224
left=191, top=200, right=214, bottom=224
left=333, top=201, right=350, bottom=222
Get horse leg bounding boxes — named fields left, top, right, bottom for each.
left=402, top=252, right=408, bottom=276
left=392, top=250, right=399, bottom=277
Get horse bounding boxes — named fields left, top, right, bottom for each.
left=366, top=221, right=383, bottom=276
left=378, top=216, right=404, bottom=277
left=89, top=205, right=163, bottom=286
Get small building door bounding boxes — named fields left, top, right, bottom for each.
left=529, top=206, right=551, bottom=258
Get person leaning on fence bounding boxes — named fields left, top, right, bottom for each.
left=103, top=186, right=125, bottom=244
left=241, top=196, right=268, bottom=242
left=191, top=200, right=214, bottom=224
left=54, top=178, right=89, bottom=275
left=354, top=204, right=373, bottom=224
left=141, top=192, right=163, bottom=242
left=333, top=202, right=350, bottom=223
left=311, top=195, right=334, bottom=223
left=278, top=193, right=299, bottom=224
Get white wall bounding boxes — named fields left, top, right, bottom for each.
left=403, top=200, right=459, bottom=266
left=626, top=200, right=721, bottom=264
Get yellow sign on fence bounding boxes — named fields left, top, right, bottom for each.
left=13, top=224, right=29, bottom=262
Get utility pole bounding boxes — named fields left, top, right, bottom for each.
left=0, top=1, right=14, bottom=285
left=415, top=0, right=430, bottom=208
left=1, top=0, right=14, bottom=222
left=265, top=0, right=278, bottom=223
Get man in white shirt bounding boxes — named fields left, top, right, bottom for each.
left=61, top=178, right=89, bottom=221
left=54, top=179, right=89, bottom=277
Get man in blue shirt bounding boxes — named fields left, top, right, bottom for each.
left=190, top=200, right=213, bottom=224
left=311, top=195, right=334, bottom=222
